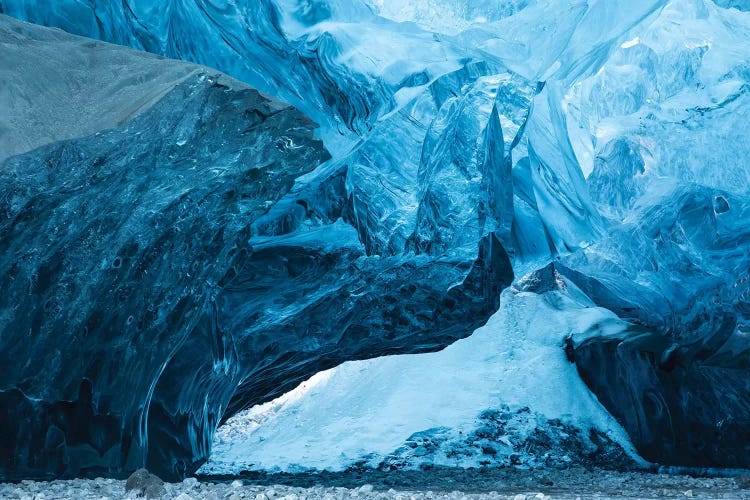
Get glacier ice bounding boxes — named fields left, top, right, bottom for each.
left=0, top=15, right=331, bottom=480
left=1, top=0, right=750, bottom=481
left=201, top=269, right=643, bottom=474
left=0, top=15, right=513, bottom=480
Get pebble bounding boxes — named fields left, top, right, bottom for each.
left=183, top=477, right=199, bottom=489
left=0, top=469, right=746, bottom=500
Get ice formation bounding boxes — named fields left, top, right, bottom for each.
left=1, top=0, right=749, bottom=480
left=201, top=271, right=644, bottom=474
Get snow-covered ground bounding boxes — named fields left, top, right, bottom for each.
left=201, top=278, right=641, bottom=474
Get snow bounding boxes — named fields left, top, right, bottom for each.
left=201, top=283, right=638, bottom=474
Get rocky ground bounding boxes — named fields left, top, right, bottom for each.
left=2, top=467, right=750, bottom=499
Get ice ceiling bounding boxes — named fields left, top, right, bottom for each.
left=1, top=0, right=749, bottom=480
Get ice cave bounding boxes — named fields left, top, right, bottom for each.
left=1, top=0, right=750, bottom=497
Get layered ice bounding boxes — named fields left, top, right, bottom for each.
left=1, top=14, right=515, bottom=480
left=1, top=0, right=750, bottom=479
left=201, top=273, right=641, bottom=474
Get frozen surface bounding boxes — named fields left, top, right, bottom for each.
left=1, top=0, right=750, bottom=480
left=0, top=15, right=514, bottom=481
left=201, top=278, right=639, bottom=473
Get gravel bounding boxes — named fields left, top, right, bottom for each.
left=1, top=467, right=749, bottom=499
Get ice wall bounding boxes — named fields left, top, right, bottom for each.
left=2, top=0, right=750, bottom=478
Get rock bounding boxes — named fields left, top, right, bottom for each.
left=174, top=494, right=193, bottom=500
left=735, top=475, right=750, bottom=489
left=359, top=485, right=374, bottom=493
left=183, top=477, right=199, bottom=489
left=538, top=476, right=554, bottom=487
left=231, top=480, right=244, bottom=489
left=125, top=469, right=166, bottom=499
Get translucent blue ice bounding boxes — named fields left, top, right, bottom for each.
left=2, top=0, right=750, bottom=477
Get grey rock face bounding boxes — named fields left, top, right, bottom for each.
left=0, top=16, right=513, bottom=480
left=125, top=469, right=166, bottom=499
left=0, top=16, right=201, bottom=162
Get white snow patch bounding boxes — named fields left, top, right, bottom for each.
left=620, top=36, right=641, bottom=49
left=200, top=284, right=639, bottom=474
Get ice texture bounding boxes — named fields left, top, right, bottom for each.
left=201, top=269, right=642, bottom=474
left=0, top=15, right=512, bottom=480
left=1, top=0, right=750, bottom=479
